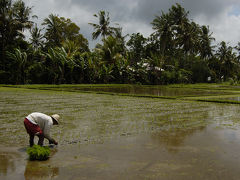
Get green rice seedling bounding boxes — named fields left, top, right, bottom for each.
left=27, top=145, right=50, bottom=161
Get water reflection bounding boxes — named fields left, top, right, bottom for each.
left=45, top=85, right=224, bottom=97
left=151, top=127, right=206, bottom=153
left=24, top=148, right=59, bottom=180
left=222, top=96, right=240, bottom=102
left=148, top=109, right=209, bottom=152
left=0, top=153, right=18, bottom=176
left=24, top=161, right=59, bottom=180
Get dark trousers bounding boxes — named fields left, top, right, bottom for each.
left=29, top=134, right=44, bottom=146
left=24, top=118, right=44, bottom=146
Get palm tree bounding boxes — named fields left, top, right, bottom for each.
left=0, top=0, right=35, bottom=84
left=47, top=47, right=65, bottom=83
left=61, top=40, right=81, bottom=82
left=42, top=14, right=62, bottom=47
left=127, top=32, right=146, bottom=65
left=151, top=3, right=201, bottom=56
left=113, top=27, right=128, bottom=54
left=12, top=0, right=35, bottom=35
left=95, top=35, right=129, bottom=82
left=216, top=41, right=237, bottom=80
left=29, top=24, right=44, bottom=50
left=170, top=3, right=189, bottom=32
left=7, top=48, right=28, bottom=84
left=151, top=12, right=174, bottom=55
left=177, top=22, right=201, bottom=55
left=62, top=39, right=79, bottom=56
left=0, top=0, right=34, bottom=57
left=168, top=3, right=198, bottom=54
left=199, top=25, right=215, bottom=59
left=47, top=46, right=79, bottom=84
left=0, top=0, right=12, bottom=72
left=234, top=42, right=240, bottom=61
left=95, top=35, right=123, bottom=64
left=89, top=10, right=116, bottom=40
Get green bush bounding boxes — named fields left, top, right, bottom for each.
left=27, top=145, right=50, bottom=161
left=161, top=70, right=176, bottom=84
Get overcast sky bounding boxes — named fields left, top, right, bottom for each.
left=23, top=0, right=240, bottom=49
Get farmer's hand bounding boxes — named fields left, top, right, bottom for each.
left=49, top=140, right=58, bottom=145
left=49, top=140, right=54, bottom=144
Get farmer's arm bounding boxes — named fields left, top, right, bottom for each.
left=44, top=132, right=56, bottom=142
left=43, top=123, right=58, bottom=145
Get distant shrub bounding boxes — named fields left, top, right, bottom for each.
left=177, top=69, right=192, bottom=84
left=27, top=145, right=50, bottom=161
left=228, top=75, right=239, bottom=85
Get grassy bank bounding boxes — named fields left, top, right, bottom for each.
left=2, top=84, right=238, bottom=147
left=2, top=83, right=240, bottom=104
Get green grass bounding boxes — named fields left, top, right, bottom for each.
left=3, top=83, right=240, bottom=103
left=196, top=98, right=240, bottom=104
left=27, top=145, right=50, bottom=161
left=1, top=84, right=240, bottom=147
left=2, top=83, right=238, bottom=97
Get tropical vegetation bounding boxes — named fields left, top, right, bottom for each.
left=1, top=0, right=240, bottom=85
left=27, top=145, right=50, bottom=161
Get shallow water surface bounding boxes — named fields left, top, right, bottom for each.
left=36, top=85, right=229, bottom=97
left=222, top=96, right=240, bottom=102
left=1, top=87, right=240, bottom=179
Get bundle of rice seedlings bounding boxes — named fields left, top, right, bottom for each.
left=27, top=145, right=50, bottom=161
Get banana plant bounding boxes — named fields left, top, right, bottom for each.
left=47, top=47, right=79, bottom=84
left=7, top=48, right=28, bottom=84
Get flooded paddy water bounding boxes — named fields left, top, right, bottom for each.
left=1, top=85, right=240, bottom=179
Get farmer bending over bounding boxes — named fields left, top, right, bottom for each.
left=24, top=112, right=60, bottom=146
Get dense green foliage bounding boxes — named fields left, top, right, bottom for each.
left=27, top=145, right=50, bottom=161
left=1, top=0, right=240, bottom=85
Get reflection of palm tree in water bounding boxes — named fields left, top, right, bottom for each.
left=151, top=126, right=206, bottom=153
left=149, top=108, right=209, bottom=153
left=24, top=148, right=59, bottom=180
left=0, top=153, right=18, bottom=176
left=24, top=162, right=59, bottom=180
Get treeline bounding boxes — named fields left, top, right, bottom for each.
left=1, top=0, right=240, bottom=85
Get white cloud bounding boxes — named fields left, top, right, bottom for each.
left=195, top=6, right=240, bottom=47
left=22, top=0, right=240, bottom=48
left=121, top=20, right=153, bottom=38
left=213, top=14, right=240, bottom=46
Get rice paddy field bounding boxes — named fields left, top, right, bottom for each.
left=1, top=84, right=240, bottom=179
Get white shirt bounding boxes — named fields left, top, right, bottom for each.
left=26, top=112, right=54, bottom=141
